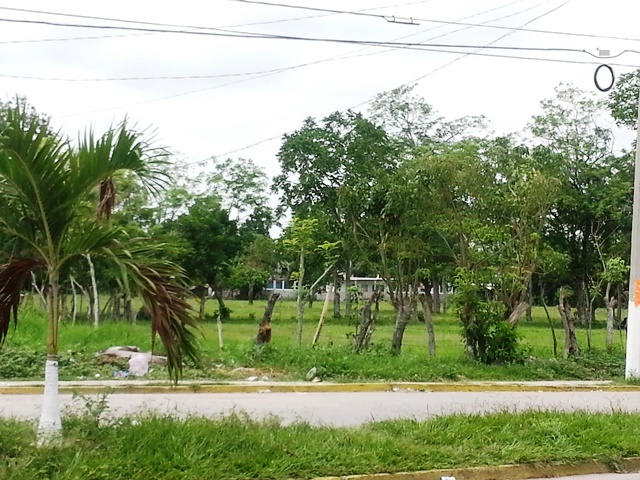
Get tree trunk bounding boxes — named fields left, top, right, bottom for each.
left=39, top=269, right=62, bottom=444
left=558, top=290, right=580, bottom=358
left=441, top=278, right=448, bottom=314
left=214, top=287, right=229, bottom=320
left=296, top=250, right=305, bottom=346
left=391, top=300, right=412, bottom=354
left=344, top=260, right=352, bottom=316
left=70, top=275, right=78, bottom=325
left=540, top=283, right=558, bottom=358
left=31, top=272, right=47, bottom=309
left=198, top=290, right=207, bottom=321
left=333, top=271, right=341, bottom=319
left=363, top=295, right=379, bottom=350
left=312, top=286, right=332, bottom=346
left=124, top=293, right=133, bottom=323
left=508, top=301, right=529, bottom=326
left=84, top=254, right=99, bottom=328
left=248, top=283, right=255, bottom=305
left=576, top=279, right=589, bottom=325
left=114, top=292, right=121, bottom=319
left=604, top=282, right=617, bottom=352
left=354, top=291, right=380, bottom=352
left=432, top=275, right=441, bottom=314
left=616, top=284, right=623, bottom=327
left=256, top=293, right=279, bottom=345
left=418, top=294, right=436, bottom=356
left=526, top=279, right=533, bottom=323
left=587, top=293, right=596, bottom=352
left=216, top=314, right=224, bottom=350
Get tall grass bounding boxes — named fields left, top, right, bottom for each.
left=0, top=299, right=628, bottom=381
left=1, top=411, right=639, bottom=479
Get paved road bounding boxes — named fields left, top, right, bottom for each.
left=2, top=390, right=640, bottom=424
left=531, top=476, right=639, bottom=480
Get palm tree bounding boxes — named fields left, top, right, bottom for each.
left=0, top=102, right=199, bottom=444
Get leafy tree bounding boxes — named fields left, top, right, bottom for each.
left=229, top=235, right=276, bottom=304
left=207, top=157, right=275, bottom=235
left=530, top=84, right=629, bottom=325
left=282, top=217, right=318, bottom=346
left=370, top=84, right=487, bottom=152
left=274, top=110, right=396, bottom=315
left=608, top=69, right=640, bottom=129
left=169, top=195, right=242, bottom=320
left=0, top=101, right=199, bottom=443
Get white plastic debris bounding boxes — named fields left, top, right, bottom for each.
left=128, top=354, right=149, bottom=377
left=441, top=476, right=456, bottom=480
left=305, top=367, right=317, bottom=381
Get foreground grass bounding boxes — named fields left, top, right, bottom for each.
left=0, top=300, right=630, bottom=382
left=1, top=411, right=639, bottom=479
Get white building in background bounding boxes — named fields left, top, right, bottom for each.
left=264, top=275, right=387, bottom=301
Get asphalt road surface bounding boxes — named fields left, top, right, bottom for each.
left=530, top=476, right=639, bottom=480
left=2, top=390, right=640, bottom=425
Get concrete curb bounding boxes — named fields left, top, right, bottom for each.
left=1, top=380, right=640, bottom=395
left=314, top=457, right=640, bottom=480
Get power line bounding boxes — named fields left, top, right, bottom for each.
left=182, top=0, right=559, bottom=164
left=0, top=0, right=436, bottom=45
left=193, top=0, right=633, bottom=162
left=0, top=15, right=630, bottom=62
left=0, top=0, right=545, bottom=82
left=2, top=4, right=640, bottom=46
left=227, top=0, right=640, bottom=44
left=58, top=0, right=538, bottom=121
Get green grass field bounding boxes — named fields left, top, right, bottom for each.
left=2, top=411, right=640, bottom=480
left=0, top=297, right=630, bottom=382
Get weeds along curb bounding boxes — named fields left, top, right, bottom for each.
left=1, top=381, right=640, bottom=395
left=313, top=457, right=640, bottom=480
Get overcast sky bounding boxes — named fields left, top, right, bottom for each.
left=1, top=0, right=639, bottom=178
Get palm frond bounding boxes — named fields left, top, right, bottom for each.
left=101, top=240, right=200, bottom=382
left=126, top=260, right=200, bottom=382
left=75, top=122, right=169, bottom=202
left=0, top=259, right=43, bottom=346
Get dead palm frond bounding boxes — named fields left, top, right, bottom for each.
left=0, top=259, right=43, bottom=345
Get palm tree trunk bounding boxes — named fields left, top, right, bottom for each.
left=38, top=269, right=62, bottom=444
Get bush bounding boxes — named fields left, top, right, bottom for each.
left=464, top=302, right=524, bottom=365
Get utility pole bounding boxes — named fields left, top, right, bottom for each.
left=625, top=90, right=640, bottom=379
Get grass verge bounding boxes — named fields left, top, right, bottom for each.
left=1, top=411, right=640, bottom=479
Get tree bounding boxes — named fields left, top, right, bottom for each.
left=169, top=195, right=242, bottom=320
left=207, top=157, right=275, bottom=235
left=608, top=69, right=640, bottom=129
left=0, top=102, right=199, bottom=443
left=530, top=84, right=626, bottom=326
left=274, top=110, right=396, bottom=316
left=370, top=84, right=487, bottom=152
left=229, top=235, right=276, bottom=304
left=282, top=217, right=319, bottom=346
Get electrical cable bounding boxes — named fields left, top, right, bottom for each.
left=213, top=0, right=584, bottom=159
left=56, top=1, right=536, bottom=120
left=0, top=0, right=437, bottom=45
left=0, top=15, right=634, bottom=64
left=226, top=0, right=640, bottom=44
left=2, top=3, right=640, bottom=46
left=0, top=0, right=538, bottom=82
